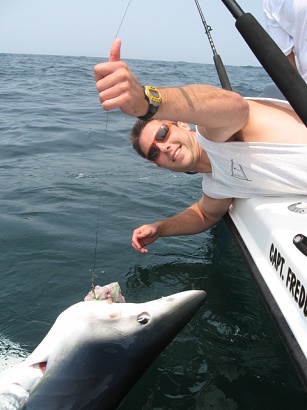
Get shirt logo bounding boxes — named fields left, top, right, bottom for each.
left=231, top=160, right=251, bottom=181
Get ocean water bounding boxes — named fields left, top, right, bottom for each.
left=0, top=53, right=306, bottom=409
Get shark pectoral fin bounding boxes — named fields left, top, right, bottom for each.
left=14, top=362, right=45, bottom=392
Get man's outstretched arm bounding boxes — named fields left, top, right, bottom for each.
left=131, top=195, right=233, bottom=253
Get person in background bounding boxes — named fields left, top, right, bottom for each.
left=263, top=0, right=307, bottom=82
left=94, top=39, right=307, bottom=254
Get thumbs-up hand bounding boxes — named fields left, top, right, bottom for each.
left=94, top=39, right=148, bottom=118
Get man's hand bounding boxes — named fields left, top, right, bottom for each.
left=94, top=39, right=148, bottom=117
left=131, top=223, right=160, bottom=253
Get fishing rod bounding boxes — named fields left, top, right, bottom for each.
left=220, top=0, right=307, bottom=127
left=194, top=0, right=232, bottom=91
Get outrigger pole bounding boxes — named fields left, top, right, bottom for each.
left=220, top=0, right=307, bottom=127
left=194, top=0, right=232, bottom=91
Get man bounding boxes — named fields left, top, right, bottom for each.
left=263, top=0, right=307, bottom=82
left=94, top=39, right=307, bottom=254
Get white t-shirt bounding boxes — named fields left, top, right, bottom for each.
left=263, top=0, right=307, bottom=81
left=197, top=98, right=307, bottom=199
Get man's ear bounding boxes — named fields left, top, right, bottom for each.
left=176, top=121, right=190, bottom=130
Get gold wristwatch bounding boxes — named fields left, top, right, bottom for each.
left=137, top=86, right=162, bottom=120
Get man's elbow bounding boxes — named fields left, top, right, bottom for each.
left=234, top=92, right=249, bottom=127
left=242, top=97, right=249, bottom=117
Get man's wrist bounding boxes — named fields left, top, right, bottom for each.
left=137, top=86, right=162, bottom=120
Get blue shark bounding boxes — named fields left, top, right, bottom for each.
left=0, top=289, right=206, bottom=409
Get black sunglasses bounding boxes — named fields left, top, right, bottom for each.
left=146, top=123, right=173, bottom=162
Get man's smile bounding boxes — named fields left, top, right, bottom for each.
left=173, top=146, right=182, bottom=162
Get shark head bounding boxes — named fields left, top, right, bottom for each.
left=0, top=289, right=206, bottom=410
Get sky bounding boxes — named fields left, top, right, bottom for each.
left=0, top=0, right=265, bottom=66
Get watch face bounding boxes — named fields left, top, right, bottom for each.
left=151, top=90, right=159, bottom=98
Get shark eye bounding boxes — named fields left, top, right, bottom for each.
left=137, top=312, right=150, bottom=325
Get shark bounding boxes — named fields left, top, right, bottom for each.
left=0, top=288, right=206, bottom=410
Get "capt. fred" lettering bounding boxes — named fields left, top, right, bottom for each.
left=269, top=242, right=307, bottom=317
left=286, top=267, right=307, bottom=317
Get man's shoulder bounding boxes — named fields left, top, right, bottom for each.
left=245, top=97, right=292, bottom=111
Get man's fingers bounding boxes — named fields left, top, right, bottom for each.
left=109, top=38, right=121, bottom=62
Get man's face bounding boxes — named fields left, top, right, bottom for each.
left=139, top=120, right=199, bottom=172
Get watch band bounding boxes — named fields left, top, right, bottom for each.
left=137, top=86, right=161, bottom=121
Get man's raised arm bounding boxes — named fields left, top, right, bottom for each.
left=94, top=39, right=249, bottom=140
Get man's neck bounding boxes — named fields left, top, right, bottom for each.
left=196, top=147, right=212, bottom=173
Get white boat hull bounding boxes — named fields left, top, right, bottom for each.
left=227, top=196, right=307, bottom=386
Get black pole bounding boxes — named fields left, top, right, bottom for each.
left=220, top=0, right=307, bottom=127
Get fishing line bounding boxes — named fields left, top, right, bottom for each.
left=91, top=0, right=132, bottom=296
left=115, top=0, right=132, bottom=38
left=91, top=112, right=109, bottom=295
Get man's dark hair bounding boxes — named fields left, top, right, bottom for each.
left=130, top=119, right=154, bottom=158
